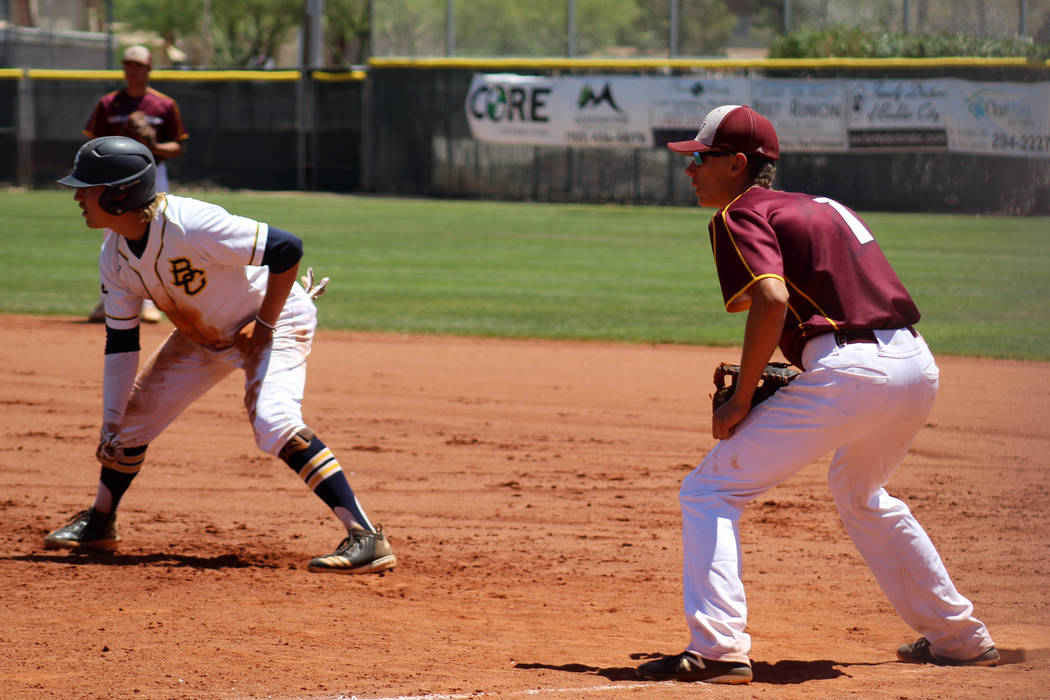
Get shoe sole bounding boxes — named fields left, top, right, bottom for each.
left=43, top=536, right=119, bottom=552
left=639, top=671, right=752, bottom=684
left=308, top=554, right=396, bottom=574
left=897, top=650, right=999, bottom=667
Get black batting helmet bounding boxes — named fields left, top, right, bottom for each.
left=58, top=136, right=157, bottom=215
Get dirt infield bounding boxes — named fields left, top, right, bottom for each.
left=2, top=314, right=1048, bottom=699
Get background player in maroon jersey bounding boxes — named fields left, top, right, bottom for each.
left=83, top=45, right=189, bottom=323
left=636, top=105, right=998, bottom=685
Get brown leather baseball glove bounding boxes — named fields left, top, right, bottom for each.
left=712, top=362, right=801, bottom=411
left=124, top=110, right=158, bottom=149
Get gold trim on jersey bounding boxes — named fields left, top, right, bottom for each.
left=250, top=222, right=262, bottom=265
left=783, top=276, right=840, bottom=331
left=715, top=192, right=767, bottom=312
left=724, top=273, right=782, bottom=313
left=114, top=247, right=158, bottom=320
left=716, top=192, right=844, bottom=332
left=151, top=198, right=211, bottom=344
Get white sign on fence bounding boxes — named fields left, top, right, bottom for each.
left=465, top=73, right=1050, bottom=159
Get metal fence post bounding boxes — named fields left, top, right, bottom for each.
left=106, top=0, right=114, bottom=68
left=446, top=0, right=455, bottom=57
left=359, top=70, right=373, bottom=192
left=0, top=0, right=10, bottom=67
left=16, top=68, right=33, bottom=187
left=670, top=0, right=679, bottom=57
left=567, top=0, right=576, bottom=58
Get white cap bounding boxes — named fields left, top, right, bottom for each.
left=123, top=45, right=151, bottom=66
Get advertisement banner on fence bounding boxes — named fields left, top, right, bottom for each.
left=648, top=77, right=751, bottom=128
left=846, top=79, right=949, bottom=150
left=752, top=80, right=848, bottom=152
left=466, top=73, right=1049, bottom=158
left=647, top=78, right=752, bottom=145
left=465, top=73, right=652, bottom=147
left=465, top=73, right=560, bottom=145
left=561, top=76, right=653, bottom=147
left=945, top=80, right=1050, bottom=157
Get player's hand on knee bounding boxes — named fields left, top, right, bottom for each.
left=712, top=397, right=750, bottom=440
left=234, top=318, right=275, bottom=355
left=96, top=427, right=125, bottom=468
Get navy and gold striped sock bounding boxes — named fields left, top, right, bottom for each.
left=280, top=429, right=374, bottom=532
left=95, top=444, right=147, bottom=513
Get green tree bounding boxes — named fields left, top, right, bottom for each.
left=114, top=0, right=299, bottom=68
left=371, top=0, right=446, bottom=57
left=628, top=0, right=736, bottom=57
left=113, top=0, right=204, bottom=63
left=209, top=0, right=301, bottom=67
left=113, top=0, right=205, bottom=40
left=325, top=0, right=371, bottom=66
left=450, top=0, right=640, bottom=57
left=575, top=0, right=644, bottom=57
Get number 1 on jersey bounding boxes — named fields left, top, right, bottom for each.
left=814, top=197, right=874, bottom=245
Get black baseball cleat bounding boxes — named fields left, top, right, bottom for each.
left=44, top=508, right=120, bottom=551
left=637, top=651, right=753, bottom=684
left=308, top=526, right=396, bottom=574
left=897, top=637, right=999, bottom=666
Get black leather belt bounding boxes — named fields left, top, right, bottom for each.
left=833, top=327, right=917, bottom=346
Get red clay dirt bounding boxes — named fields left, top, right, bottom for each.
left=2, top=314, right=1048, bottom=699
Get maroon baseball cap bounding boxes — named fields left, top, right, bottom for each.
left=667, top=104, right=779, bottom=160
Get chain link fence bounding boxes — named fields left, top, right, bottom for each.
left=371, top=0, right=1050, bottom=58
left=0, top=72, right=361, bottom=192
left=359, top=62, right=1048, bottom=215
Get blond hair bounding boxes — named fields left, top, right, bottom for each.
left=135, top=193, right=165, bottom=223
left=749, top=158, right=777, bottom=188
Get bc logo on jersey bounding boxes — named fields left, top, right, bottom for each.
left=169, top=257, right=206, bottom=295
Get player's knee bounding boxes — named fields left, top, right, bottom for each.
left=278, top=427, right=316, bottom=461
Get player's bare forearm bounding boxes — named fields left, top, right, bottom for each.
left=235, top=264, right=299, bottom=354
left=152, top=141, right=185, bottom=159
left=258, top=264, right=299, bottom=326
left=736, top=277, right=789, bottom=395
left=712, top=277, right=788, bottom=439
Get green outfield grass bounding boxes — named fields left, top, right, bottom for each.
left=2, top=189, right=1047, bottom=360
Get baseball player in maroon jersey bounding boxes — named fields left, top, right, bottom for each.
left=636, top=105, right=998, bottom=684
left=83, top=45, right=189, bottom=323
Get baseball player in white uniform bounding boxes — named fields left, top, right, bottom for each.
left=44, top=136, right=395, bottom=574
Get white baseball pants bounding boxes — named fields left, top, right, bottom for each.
left=117, top=289, right=317, bottom=456
left=679, top=328, right=995, bottom=663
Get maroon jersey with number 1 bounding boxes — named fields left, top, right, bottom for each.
left=709, top=186, right=921, bottom=367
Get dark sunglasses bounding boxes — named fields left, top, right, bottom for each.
left=691, top=151, right=732, bottom=166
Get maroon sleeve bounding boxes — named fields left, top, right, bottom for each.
left=83, top=95, right=113, bottom=138
left=145, top=90, right=189, bottom=143
left=710, top=203, right=785, bottom=312
left=157, top=98, right=189, bottom=143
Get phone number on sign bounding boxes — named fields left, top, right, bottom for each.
left=991, top=133, right=1050, bottom=152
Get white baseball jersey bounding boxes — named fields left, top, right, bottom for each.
left=100, top=194, right=307, bottom=347
left=99, top=194, right=316, bottom=455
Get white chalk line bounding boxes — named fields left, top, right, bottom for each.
left=337, top=681, right=663, bottom=699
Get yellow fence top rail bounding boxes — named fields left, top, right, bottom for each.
left=1, top=68, right=366, bottom=81
left=369, top=56, right=1048, bottom=71
left=17, top=69, right=302, bottom=81
left=3, top=59, right=1044, bottom=81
